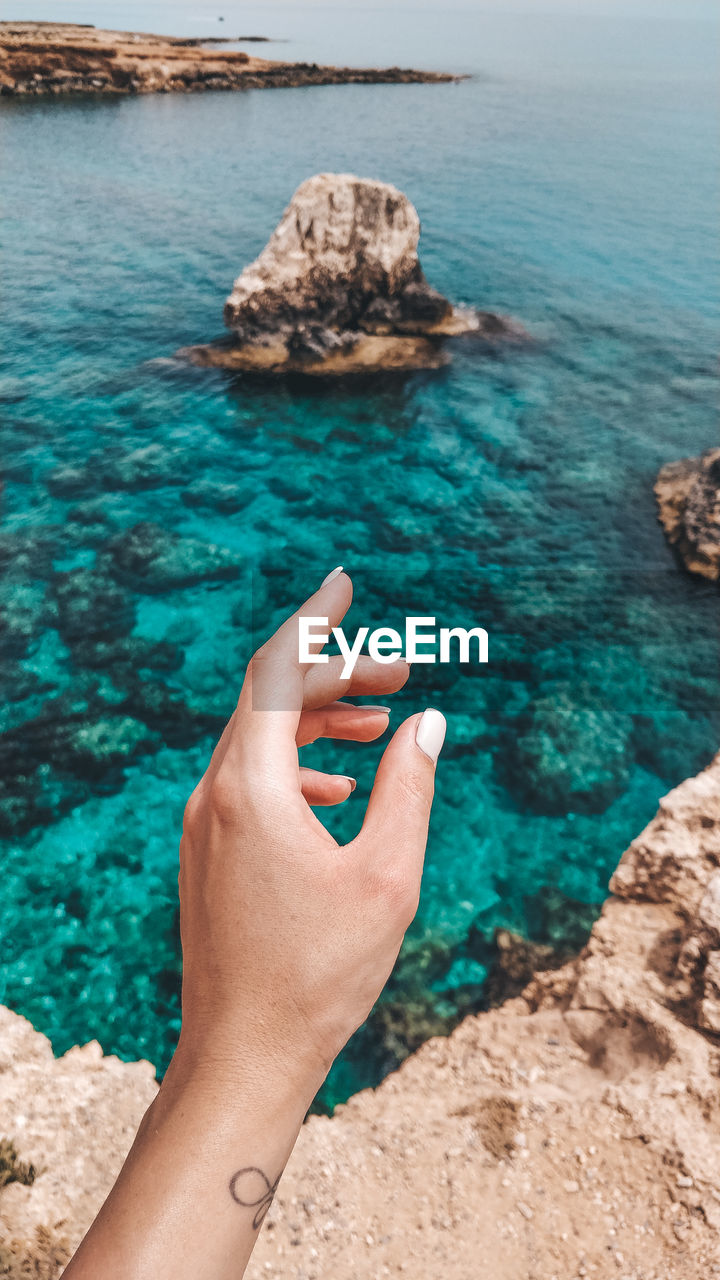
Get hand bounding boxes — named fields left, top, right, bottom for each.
left=175, top=568, right=446, bottom=1091
left=64, top=570, right=446, bottom=1280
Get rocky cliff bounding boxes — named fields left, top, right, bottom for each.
left=2, top=755, right=719, bottom=1278
left=0, top=23, right=458, bottom=99
left=183, top=174, right=521, bottom=375
left=655, top=448, right=720, bottom=582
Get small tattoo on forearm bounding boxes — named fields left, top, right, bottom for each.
left=229, top=1166, right=281, bottom=1229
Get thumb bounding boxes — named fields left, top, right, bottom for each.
left=356, top=708, right=446, bottom=875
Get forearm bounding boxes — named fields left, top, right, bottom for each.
left=61, top=577, right=441, bottom=1278
left=63, top=1044, right=325, bottom=1280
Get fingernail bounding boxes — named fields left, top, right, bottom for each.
left=321, top=565, right=343, bottom=586
left=362, top=705, right=391, bottom=714
left=415, top=708, right=446, bottom=763
left=344, top=776, right=357, bottom=792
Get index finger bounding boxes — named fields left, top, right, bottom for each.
left=227, top=569, right=353, bottom=784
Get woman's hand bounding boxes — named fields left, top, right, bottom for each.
left=176, top=567, right=446, bottom=1089
left=64, top=569, right=445, bottom=1280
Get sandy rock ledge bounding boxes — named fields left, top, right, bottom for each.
left=0, top=22, right=459, bottom=99
left=2, top=755, right=720, bottom=1278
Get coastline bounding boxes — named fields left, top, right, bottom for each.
left=2, top=753, right=719, bottom=1278
left=0, top=10, right=717, bottom=1275
left=0, top=22, right=462, bottom=99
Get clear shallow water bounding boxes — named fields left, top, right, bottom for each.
left=1, top=4, right=718, bottom=1107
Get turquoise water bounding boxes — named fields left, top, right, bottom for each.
left=1, top=3, right=718, bottom=1108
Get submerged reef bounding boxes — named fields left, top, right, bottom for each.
left=0, top=516, right=234, bottom=839
left=655, top=447, right=720, bottom=582
left=2, top=754, right=720, bottom=1278
left=508, top=682, right=632, bottom=816
left=182, top=173, right=523, bottom=374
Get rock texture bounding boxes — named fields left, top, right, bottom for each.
left=0, top=22, right=458, bottom=99
left=2, top=755, right=720, bottom=1278
left=183, top=174, right=521, bottom=375
left=655, top=448, right=720, bottom=582
left=0, top=1019, right=156, bottom=1276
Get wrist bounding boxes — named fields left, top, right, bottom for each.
left=164, top=1028, right=329, bottom=1120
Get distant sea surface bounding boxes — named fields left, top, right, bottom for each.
left=1, top=4, right=718, bottom=1106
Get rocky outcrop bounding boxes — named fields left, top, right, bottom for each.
left=0, top=23, right=459, bottom=99
left=182, top=174, right=522, bottom=375
left=655, top=448, right=720, bottom=582
left=0, top=1017, right=156, bottom=1275
left=2, top=754, right=720, bottom=1277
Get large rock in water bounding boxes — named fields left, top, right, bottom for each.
left=223, top=173, right=447, bottom=338
left=655, top=447, right=720, bottom=582
left=183, top=173, right=519, bottom=374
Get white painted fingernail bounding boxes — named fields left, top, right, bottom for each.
left=344, top=776, right=357, bottom=792
left=415, top=708, right=446, bottom=763
left=363, top=705, right=391, bottom=714
left=321, top=565, right=343, bottom=587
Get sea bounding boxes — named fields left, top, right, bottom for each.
left=1, top=0, right=718, bottom=1108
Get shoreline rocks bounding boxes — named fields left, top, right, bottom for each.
left=0, top=23, right=461, bottom=99
left=655, top=448, right=720, bottom=582
left=3, top=753, right=720, bottom=1277
left=182, top=173, right=523, bottom=376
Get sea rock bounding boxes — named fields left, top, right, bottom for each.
left=655, top=447, right=720, bottom=582
left=70, top=634, right=183, bottom=676
left=222, top=173, right=444, bottom=336
left=0, top=583, right=49, bottom=659
left=64, top=497, right=136, bottom=550
left=118, top=682, right=226, bottom=749
left=470, top=927, right=564, bottom=1006
left=522, top=884, right=601, bottom=953
left=4, top=754, right=720, bottom=1277
left=45, top=463, right=92, bottom=497
left=0, top=529, right=57, bottom=582
left=52, top=567, right=136, bottom=644
left=183, top=174, right=520, bottom=375
left=0, top=660, right=53, bottom=717
left=633, top=705, right=717, bottom=785
left=103, top=521, right=241, bottom=593
left=0, top=684, right=161, bottom=838
left=48, top=444, right=184, bottom=497
left=180, top=477, right=256, bottom=514
left=508, top=682, right=631, bottom=815
left=0, top=696, right=158, bottom=780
